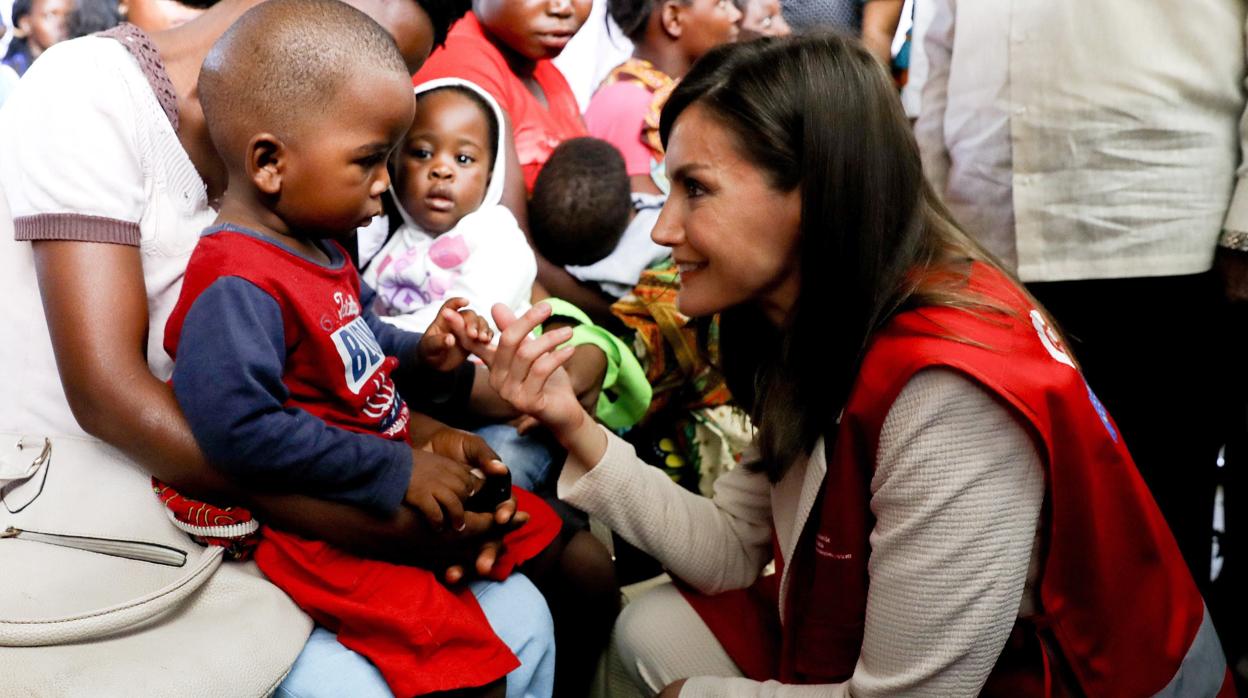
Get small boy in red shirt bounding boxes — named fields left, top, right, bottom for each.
left=157, top=2, right=570, bottom=695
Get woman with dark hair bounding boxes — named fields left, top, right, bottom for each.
left=472, top=34, right=1231, bottom=696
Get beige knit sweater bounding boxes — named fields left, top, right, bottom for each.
left=560, top=369, right=1045, bottom=697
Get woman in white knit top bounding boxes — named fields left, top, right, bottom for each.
left=0, top=1, right=563, bottom=696
left=468, top=34, right=1224, bottom=698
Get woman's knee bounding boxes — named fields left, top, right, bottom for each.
left=613, top=584, right=688, bottom=692
left=613, top=582, right=740, bottom=694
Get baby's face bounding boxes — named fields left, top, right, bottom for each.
left=395, top=89, right=493, bottom=236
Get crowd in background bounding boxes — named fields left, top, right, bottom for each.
left=1, top=0, right=1245, bottom=695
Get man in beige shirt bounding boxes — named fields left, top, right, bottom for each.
left=916, top=0, right=1247, bottom=676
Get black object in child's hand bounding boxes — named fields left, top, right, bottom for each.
left=465, top=468, right=511, bottom=513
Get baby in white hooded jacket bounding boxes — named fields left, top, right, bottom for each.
left=363, top=79, right=534, bottom=334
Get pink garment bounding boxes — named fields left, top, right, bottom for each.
left=585, top=81, right=656, bottom=177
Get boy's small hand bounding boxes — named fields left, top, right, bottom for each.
left=419, top=298, right=495, bottom=371
left=441, top=505, right=530, bottom=584
left=404, top=448, right=482, bottom=532
left=422, top=425, right=506, bottom=476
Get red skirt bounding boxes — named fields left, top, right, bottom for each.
left=256, top=488, right=560, bottom=696
left=156, top=479, right=559, bottom=696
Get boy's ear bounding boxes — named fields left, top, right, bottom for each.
left=660, top=0, right=684, bottom=39
left=247, top=133, right=286, bottom=196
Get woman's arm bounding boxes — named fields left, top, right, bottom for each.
left=474, top=303, right=775, bottom=591
left=848, top=369, right=1042, bottom=694
left=560, top=431, right=775, bottom=594
left=33, top=240, right=234, bottom=496
left=860, top=0, right=904, bottom=66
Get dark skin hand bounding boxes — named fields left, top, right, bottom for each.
left=33, top=239, right=522, bottom=580
left=420, top=297, right=495, bottom=371
left=1215, top=245, right=1248, bottom=304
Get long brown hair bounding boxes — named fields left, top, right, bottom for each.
left=660, top=34, right=1015, bottom=480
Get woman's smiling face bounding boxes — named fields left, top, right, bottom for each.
left=651, top=103, right=802, bottom=324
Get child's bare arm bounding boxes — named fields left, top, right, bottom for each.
left=551, top=330, right=607, bottom=413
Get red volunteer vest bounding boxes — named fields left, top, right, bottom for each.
left=690, top=263, right=1231, bottom=695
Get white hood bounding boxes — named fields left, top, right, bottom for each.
left=390, top=77, right=510, bottom=232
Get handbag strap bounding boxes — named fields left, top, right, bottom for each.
left=0, top=542, right=223, bottom=646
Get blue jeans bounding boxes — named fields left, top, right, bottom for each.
left=475, top=424, right=553, bottom=492
left=276, top=573, right=556, bottom=698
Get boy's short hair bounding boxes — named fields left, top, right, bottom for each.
left=529, top=137, right=632, bottom=267
left=199, top=0, right=409, bottom=168
left=416, top=84, right=500, bottom=167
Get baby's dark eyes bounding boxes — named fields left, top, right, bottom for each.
left=456, top=154, right=476, bottom=165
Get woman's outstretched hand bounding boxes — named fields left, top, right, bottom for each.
left=471, top=303, right=585, bottom=438
left=469, top=302, right=612, bottom=471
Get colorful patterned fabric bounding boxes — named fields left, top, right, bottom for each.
left=611, top=259, right=753, bottom=491
left=612, top=258, right=730, bottom=415
left=152, top=478, right=259, bottom=560
left=600, top=58, right=676, bottom=161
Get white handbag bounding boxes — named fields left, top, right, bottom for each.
left=0, top=433, right=313, bottom=697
